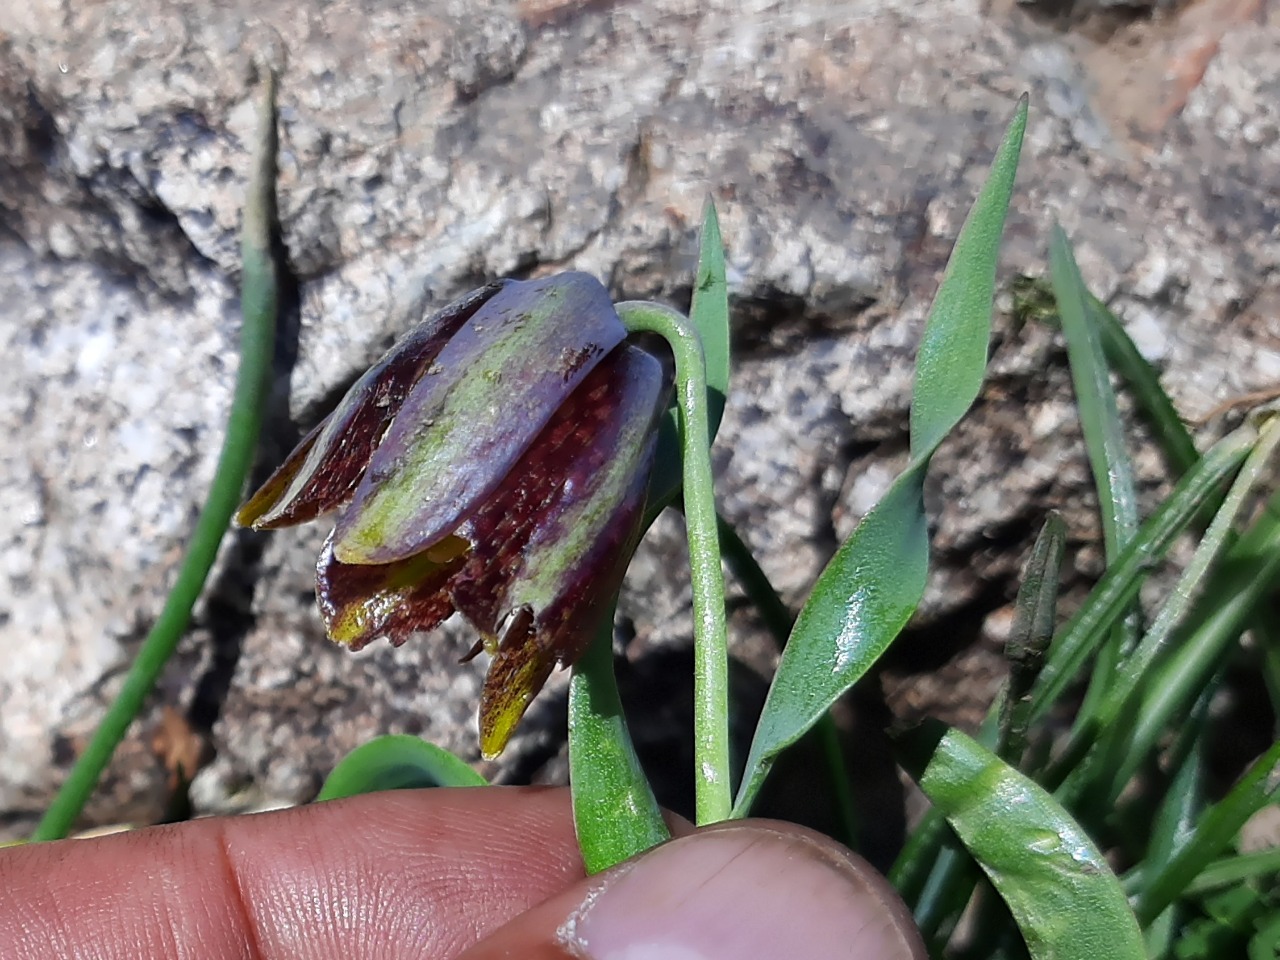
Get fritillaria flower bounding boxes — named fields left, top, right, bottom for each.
left=237, top=273, right=671, bottom=757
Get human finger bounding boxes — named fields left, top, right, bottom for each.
left=1, top=786, right=585, bottom=959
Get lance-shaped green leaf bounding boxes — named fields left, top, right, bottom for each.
left=901, top=723, right=1146, bottom=960
left=733, top=96, right=1027, bottom=815
left=311, top=344, right=669, bottom=757
left=237, top=282, right=508, bottom=529
left=334, top=272, right=628, bottom=564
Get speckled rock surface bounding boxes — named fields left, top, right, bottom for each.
left=2, top=0, right=1277, bottom=837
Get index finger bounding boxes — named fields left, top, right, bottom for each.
left=1, top=786, right=585, bottom=959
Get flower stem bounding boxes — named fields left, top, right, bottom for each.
left=31, top=74, right=280, bottom=842
left=616, top=300, right=731, bottom=825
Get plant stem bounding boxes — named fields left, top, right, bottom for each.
left=31, top=74, right=280, bottom=841
left=616, top=300, right=730, bottom=825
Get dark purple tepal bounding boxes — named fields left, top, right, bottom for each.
left=238, top=272, right=670, bottom=757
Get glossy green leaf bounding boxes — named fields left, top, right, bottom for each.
left=732, top=96, right=1027, bottom=816
left=315, top=735, right=487, bottom=801
left=905, top=723, right=1146, bottom=960
left=569, top=618, right=670, bottom=874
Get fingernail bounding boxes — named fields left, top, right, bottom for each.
left=559, top=825, right=923, bottom=960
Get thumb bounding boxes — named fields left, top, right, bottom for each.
left=457, top=820, right=926, bottom=960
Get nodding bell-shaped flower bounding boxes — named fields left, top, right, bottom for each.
left=237, top=273, right=671, bottom=757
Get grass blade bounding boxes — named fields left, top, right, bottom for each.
left=1116, top=484, right=1280, bottom=796
left=31, top=74, right=281, bottom=841
left=1049, top=228, right=1141, bottom=756
left=1042, top=418, right=1279, bottom=793
left=903, top=723, right=1147, bottom=960
left=1136, top=738, right=1280, bottom=926
left=1180, top=849, right=1280, bottom=895
left=1027, top=426, right=1254, bottom=724
left=1088, top=293, right=1199, bottom=476
left=733, top=96, right=1027, bottom=816
left=1050, top=227, right=1141, bottom=570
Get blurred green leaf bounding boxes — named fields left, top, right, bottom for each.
left=733, top=96, right=1027, bottom=816
left=1137, top=738, right=1280, bottom=926
left=1180, top=849, right=1280, bottom=896
left=1141, top=706, right=1207, bottom=957
left=315, top=735, right=487, bottom=801
left=904, top=723, right=1146, bottom=960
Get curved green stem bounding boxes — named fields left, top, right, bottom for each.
left=32, top=75, right=280, bottom=841
left=616, top=300, right=730, bottom=825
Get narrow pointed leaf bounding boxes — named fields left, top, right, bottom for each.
left=1049, top=228, right=1141, bottom=736
left=903, top=723, right=1146, bottom=960
left=692, top=198, right=730, bottom=433
left=910, top=96, right=1027, bottom=456
left=315, top=735, right=487, bottom=801
left=32, top=74, right=281, bottom=841
left=1027, top=426, right=1254, bottom=724
left=734, top=96, right=1027, bottom=816
left=647, top=199, right=732, bottom=515
left=1088, top=293, right=1200, bottom=475
left=1050, top=226, right=1140, bottom=568
left=1136, top=738, right=1280, bottom=926
left=335, top=273, right=626, bottom=564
